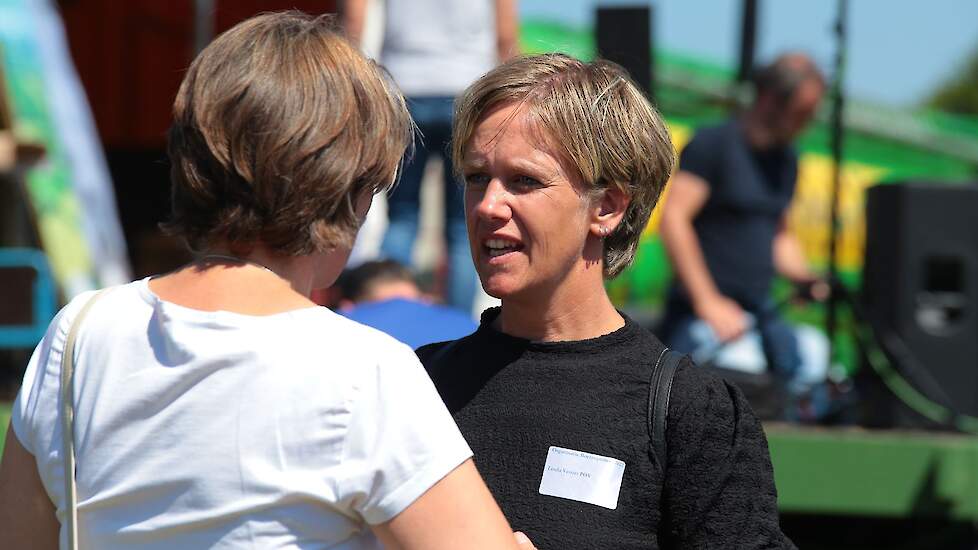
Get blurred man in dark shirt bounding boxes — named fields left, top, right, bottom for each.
left=659, top=53, right=827, bottom=397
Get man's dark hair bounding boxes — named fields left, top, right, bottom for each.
left=752, top=52, right=825, bottom=105
left=337, top=260, right=416, bottom=303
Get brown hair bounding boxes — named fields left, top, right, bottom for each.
left=164, top=11, right=411, bottom=255
left=752, top=52, right=825, bottom=105
left=452, top=53, right=675, bottom=278
left=337, top=259, right=416, bottom=303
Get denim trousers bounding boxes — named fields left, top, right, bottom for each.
left=660, top=294, right=803, bottom=390
left=381, top=96, right=476, bottom=311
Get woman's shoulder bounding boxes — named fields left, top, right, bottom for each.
left=667, top=358, right=764, bottom=437
left=415, top=330, right=482, bottom=365
left=669, top=358, right=728, bottom=401
left=306, top=308, right=424, bottom=365
left=660, top=361, right=792, bottom=548
left=415, top=338, right=457, bottom=364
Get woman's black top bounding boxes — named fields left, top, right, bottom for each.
left=417, top=308, right=796, bottom=550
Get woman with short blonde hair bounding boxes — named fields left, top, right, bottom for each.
left=419, top=53, right=796, bottom=549
left=451, top=53, right=674, bottom=278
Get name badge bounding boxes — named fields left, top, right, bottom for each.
left=538, top=446, right=626, bottom=510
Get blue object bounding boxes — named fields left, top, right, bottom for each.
left=0, top=247, right=57, bottom=348
left=661, top=296, right=803, bottom=389
left=381, top=96, right=477, bottom=311
left=341, top=298, right=477, bottom=350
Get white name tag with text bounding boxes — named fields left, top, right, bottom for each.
left=538, top=446, right=626, bottom=510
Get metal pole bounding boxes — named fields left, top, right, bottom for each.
left=827, top=0, right=848, bottom=369
left=194, top=0, right=215, bottom=56
left=736, top=0, right=758, bottom=83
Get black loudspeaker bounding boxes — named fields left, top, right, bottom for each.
left=596, top=6, right=653, bottom=98
left=861, top=182, right=978, bottom=421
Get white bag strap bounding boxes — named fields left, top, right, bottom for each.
left=59, top=288, right=113, bottom=550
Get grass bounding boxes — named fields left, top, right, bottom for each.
left=0, top=401, right=11, bottom=455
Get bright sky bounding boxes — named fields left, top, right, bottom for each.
left=521, top=0, right=978, bottom=107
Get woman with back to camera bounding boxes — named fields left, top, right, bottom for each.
left=0, top=12, right=534, bottom=550
left=418, top=53, right=797, bottom=549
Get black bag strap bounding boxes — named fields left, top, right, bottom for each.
left=647, top=348, right=683, bottom=469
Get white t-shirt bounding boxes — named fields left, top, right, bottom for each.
left=12, top=278, right=472, bottom=549
left=381, top=0, right=497, bottom=96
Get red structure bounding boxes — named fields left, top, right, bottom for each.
left=57, top=1, right=338, bottom=276
left=62, top=1, right=338, bottom=149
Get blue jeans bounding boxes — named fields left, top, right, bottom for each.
left=381, top=96, right=476, bottom=311
left=660, top=295, right=803, bottom=391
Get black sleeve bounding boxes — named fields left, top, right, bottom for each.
left=678, top=127, right=721, bottom=186
left=660, top=362, right=797, bottom=550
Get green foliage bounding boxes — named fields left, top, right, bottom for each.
left=0, top=401, right=10, bottom=455
left=928, top=44, right=978, bottom=115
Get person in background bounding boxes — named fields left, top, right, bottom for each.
left=343, top=0, right=518, bottom=313
left=337, top=259, right=478, bottom=349
left=419, top=53, right=796, bottom=549
left=658, top=52, right=828, bottom=402
left=0, top=12, right=534, bottom=550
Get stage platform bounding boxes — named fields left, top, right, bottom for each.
left=768, top=422, right=978, bottom=521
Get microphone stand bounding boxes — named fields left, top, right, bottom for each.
left=826, top=0, right=848, bottom=372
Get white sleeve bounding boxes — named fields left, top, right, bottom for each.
left=336, top=341, right=473, bottom=525
left=10, top=297, right=78, bottom=456
left=10, top=337, right=46, bottom=455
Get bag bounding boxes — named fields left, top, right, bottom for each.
left=60, top=288, right=114, bottom=550
left=647, top=348, right=683, bottom=469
